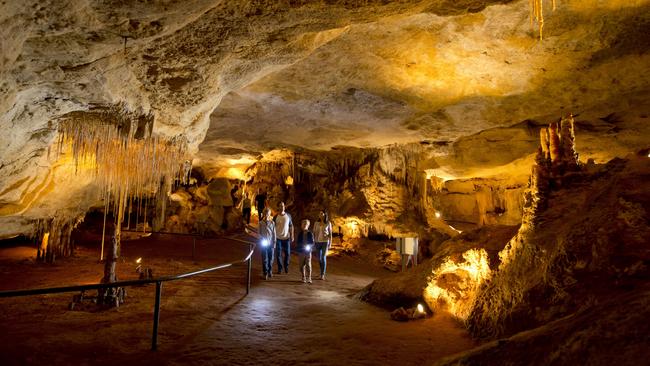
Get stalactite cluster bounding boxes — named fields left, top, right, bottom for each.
left=33, top=215, right=84, bottom=263
left=56, top=106, right=189, bottom=245
left=45, top=105, right=188, bottom=304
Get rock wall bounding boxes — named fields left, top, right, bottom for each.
left=463, top=116, right=649, bottom=339
left=434, top=178, right=526, bottom=227
left=164, top=178, right=241, bottom=235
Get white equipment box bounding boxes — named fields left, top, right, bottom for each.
left=395, top=237, right=419, bottom=270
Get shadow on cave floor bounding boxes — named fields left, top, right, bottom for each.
left=0, top=234, right=475, bottom=366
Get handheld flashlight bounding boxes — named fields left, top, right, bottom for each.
left=305, top=244, right=312, bottom=251
left=261, top=239, right=269, bottom=247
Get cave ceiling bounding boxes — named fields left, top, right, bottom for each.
left=1, top=0, right=649, bottom=236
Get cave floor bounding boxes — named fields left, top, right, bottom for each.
left=0, top=234, right=474, bottom=365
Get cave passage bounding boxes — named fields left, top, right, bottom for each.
left=0, top=234, right=474, bottom=365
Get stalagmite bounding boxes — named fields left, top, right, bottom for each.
left=560, top=114, right=578, bottom=168
left=548, top=121, right=561, bottom=163
left=540, top=128, right=550, bottom=160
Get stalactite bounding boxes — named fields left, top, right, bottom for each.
left=34, top=215, right=83, bottom=263
left=530, top=0, right=559, bottom=40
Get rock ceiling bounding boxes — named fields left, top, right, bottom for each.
left=1, top=0, right=649, bottom=237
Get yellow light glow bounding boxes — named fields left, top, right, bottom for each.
left=217, top=167, right=247, bottom=180
left=435, top=211, right=442, bottom=219
left=227, top=157, right=256, bottom=166
left=285, top=176, right=294, bottom=186
left=423, top=248, right=491, bottom=320
left=136, top=257, right=142, bottom=264
left=417, top=303, right=425, bottom=314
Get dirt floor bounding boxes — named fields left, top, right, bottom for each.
left=0, top=233, right=475, bottom=365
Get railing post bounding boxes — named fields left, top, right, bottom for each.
left=246, top=244, right=252, bottom=295
left=151, top=281, right=163, bottom=351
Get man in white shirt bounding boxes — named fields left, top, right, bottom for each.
left=274, top=201, right=294, bottom=274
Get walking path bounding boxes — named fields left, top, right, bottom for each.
left=0, top=236, right=475, bottom=365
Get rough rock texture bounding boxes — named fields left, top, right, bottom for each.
left=467, top=153, right=650, bottom=339
left=359, top=142, right=650, bottom=363
left=2, top=0, right=650, bottom=239
left=435, top=286, right=650, bottom=366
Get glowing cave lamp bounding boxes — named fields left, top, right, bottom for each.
left=261, top=239, right=270, bottom=247
left=284, top=175, right=294, bottom=186
left=435, top=211, right=442, bottom=219
left=305, top=244, right=312, bottom=251
left=417, top=303, right=425, bottom=314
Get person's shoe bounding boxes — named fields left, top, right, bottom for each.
left=264, top=274, right=269, bottom=280
left=276, top=270, right=282, bottom=275
left=285, top=270, right=289, bottom=274
left=308, top=278, right=312, bottom=284
left=302, top=277, right=307, bottom=283
left=320, top=274, right=325, bottom=280
left=268, top=272, right=273, bottom=278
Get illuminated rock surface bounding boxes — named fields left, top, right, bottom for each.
left=2, top=0, right=649, bottom=237
left=1, top=0, right=649, bottom=364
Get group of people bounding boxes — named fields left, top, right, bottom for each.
left=257, top=202, right=333, bottom=283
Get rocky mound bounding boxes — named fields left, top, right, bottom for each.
left=436, top=285, right=650, bottom=366
left=467, top=153, right=650, bottom=339
left=358, top=225, right=519, bottom=310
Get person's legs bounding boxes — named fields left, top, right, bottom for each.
left=243, top=208, right=251, bottom=224
left=275, top=240, right=283, bottom=273
left=300, top=255, right=307, bottom=282
left=267, top=246, right=274, bottom=277
left=306, top=252, right=312, bottom=283
left=262, top=247, right=272, bottom=278
left=316, top=242, right=327, bottom=278
left=281, top=239, right=291, bottom=273
left=261, top=251, right=267, bottom=277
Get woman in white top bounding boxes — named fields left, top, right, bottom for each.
left=313, top=210, right=332, bottom=280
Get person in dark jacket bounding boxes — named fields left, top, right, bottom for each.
left=296, top=219, right=315, bottom=283
left=254, top=188, right=267, bottom=221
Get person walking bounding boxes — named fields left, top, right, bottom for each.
left=241, top=190, right=252, bottom=225
left=313, top=210, right=332, bottom=280
left=255, top=188, right=267, bottom=221
left=258, top=208, right=276, bottom=280
left=274, top=202, right=294, bottom=274
left=296, top=219, right=315, bottom=284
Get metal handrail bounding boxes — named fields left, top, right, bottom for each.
left=0, top=234, right=256, bottom=351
